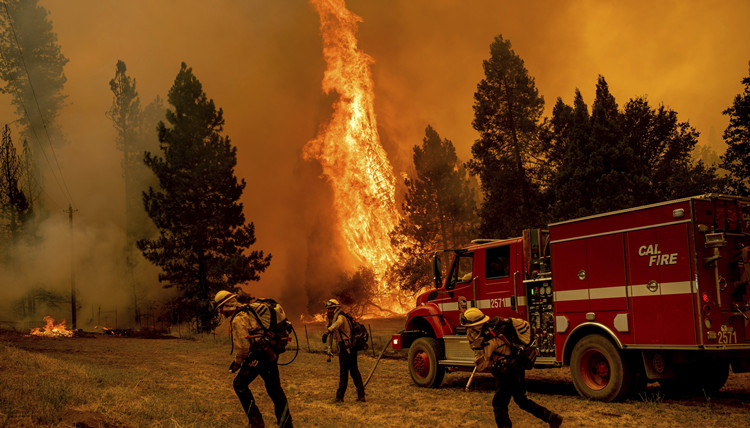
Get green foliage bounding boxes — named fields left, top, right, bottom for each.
left=467, top=35, right=548, bottom=238
left=720, top=62, right=750, bottom=196
left=549, top=76, right=721, bottom=222
left=391, top=125, right=477, bottom=292
left=0, top=0, right=68, bottom=146
left=138, top=63, right=271, bottom=332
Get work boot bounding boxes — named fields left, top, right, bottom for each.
left=548, top=413, right=563, bottom=428
left=333, top=397, right=344, bottom=403
left=356, top=395, right=366, bottom=402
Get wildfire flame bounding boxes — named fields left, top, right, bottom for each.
left=300, top=313, right=326, bottom=324
left=29, top=315, right=74, bottom=338
left=306, top=0, right=399, bottom=292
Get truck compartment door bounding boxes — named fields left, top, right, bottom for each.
left=627, top=224, right=696, bottom=346
left=551, top=239, right=590, bottom=313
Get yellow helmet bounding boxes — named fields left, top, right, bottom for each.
left=324, top=299, right=340, bottom=309
left=214, top=290, right=237, bottom=311
left=460, top=307, right=490, bottom=327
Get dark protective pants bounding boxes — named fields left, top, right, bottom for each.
left=336, top=343, right=365, bottom=400
left=492, top=364, right=554, bottom=428
left=233, top=357, right=293, bottom=428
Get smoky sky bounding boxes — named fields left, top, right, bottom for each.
left=1, top=0, right=749, bottom=319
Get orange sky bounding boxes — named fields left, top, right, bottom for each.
left=2, top=0, right=749, bottom=311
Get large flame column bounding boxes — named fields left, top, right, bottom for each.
left=305, top=0, right=399, bottom=288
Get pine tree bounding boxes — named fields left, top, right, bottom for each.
left=467, top=35, right=546, bottom=238
left=550, top=90, right=594, bottom=219
left=0, top=125, right=31, bottom=250
left=107, top=60, right=163, bottom=325
left=588, top=76, right=637, bottom=213
left=550, top=76, right=720, bottom=221
left=106, top=60, right=162, bottom=243
left=390, top=125, right=477, bottom=292
left=622, top=97, right=719, bottom=202
left=720, top=62, right=750, bottom=196
left=137, top=63, right=270, bottom=332
left=0, top=0, right=68, bottom=147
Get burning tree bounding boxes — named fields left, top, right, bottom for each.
left=390, top=125, right=478, bottom=293
left=138, top=63, right=271, bottom=332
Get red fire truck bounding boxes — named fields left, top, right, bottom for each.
left=391, top=194, right=750, bottom=401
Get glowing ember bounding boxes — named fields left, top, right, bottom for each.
left=29, top=315, right=73, bottom=337
left=306, top=0, right=399, bottom=292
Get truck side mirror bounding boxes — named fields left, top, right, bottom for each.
left=432, top=254, right=442, bottom=289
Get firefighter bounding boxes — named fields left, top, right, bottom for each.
left=322, top=298, right=366, bottom=403
left=461, top=308, right=562, bottom=428
left=214, top=290, right=293, bottom=428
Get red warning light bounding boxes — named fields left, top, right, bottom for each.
left=702, top=292, right=710, bottom=303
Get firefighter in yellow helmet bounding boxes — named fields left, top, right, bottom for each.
left=322, top=298, right=366, bottom=403
left=214, top=291, right=293, bottom=428
left=461, top=308, right=562, bottom=428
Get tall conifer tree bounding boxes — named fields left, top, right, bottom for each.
left=0, top=0, right=68, bottom=147
left=468, top=35, right=546, bottom=238
left=138, top=63, right=270, bottom=332
left=720, top=63, right=750, bottom=196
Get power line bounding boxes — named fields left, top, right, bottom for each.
left=0, top=2, right=75, bottom=208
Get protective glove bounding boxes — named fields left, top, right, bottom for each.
left=321, top=331, right=329, bottom=343
left=229, top=361, right=240, bottom=373
left=326, top=351, right=333, bottom=362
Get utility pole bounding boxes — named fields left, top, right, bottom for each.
left=66, top=204, right=78, bottom=329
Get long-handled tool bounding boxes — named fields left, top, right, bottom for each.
left=465, top=366, right=478, bottom=391
left=363, top=340, right=391, bottom=388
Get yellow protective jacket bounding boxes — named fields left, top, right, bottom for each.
left=326, top=310, right=353, bottom=352
left=230, top=310, right=265, bottom=365
left=466, top=324, right=512, bottom=371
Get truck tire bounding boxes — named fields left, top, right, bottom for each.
left=659, top=360, right=729, bottom=397
left=570, top=335, right=631, bottom=402
left=408, top=337, right=445, bottom=388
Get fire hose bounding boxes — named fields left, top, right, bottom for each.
left=363, top=340, right=391, bottom=388
left=278, top=325, right=299, bottom=366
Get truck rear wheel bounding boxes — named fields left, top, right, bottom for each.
left=408, top=337, right=445, bottom=388
left=570, top=335, right=631, bottom=402
left=659, top=360, right=729, bottom=396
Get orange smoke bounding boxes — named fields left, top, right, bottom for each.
left=29, top=315, right=74, bottom=338
left=305, top=0, right=399, bottom=290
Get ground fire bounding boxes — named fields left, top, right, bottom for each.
left=28, top=315, right=74, bottom=338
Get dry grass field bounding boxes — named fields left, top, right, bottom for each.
left=1, top=319, right=749, bottom=427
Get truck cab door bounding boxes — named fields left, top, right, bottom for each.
left=434, top=252, right=476, bottom=327
left=483, top=244, right=521, bottom=318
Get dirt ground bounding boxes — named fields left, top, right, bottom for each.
left=1, top=326, right=749, bottom=427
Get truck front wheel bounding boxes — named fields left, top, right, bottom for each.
left=570, top=335, right=631, bottom=402
left=408, top=337, right=445, bottom=388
